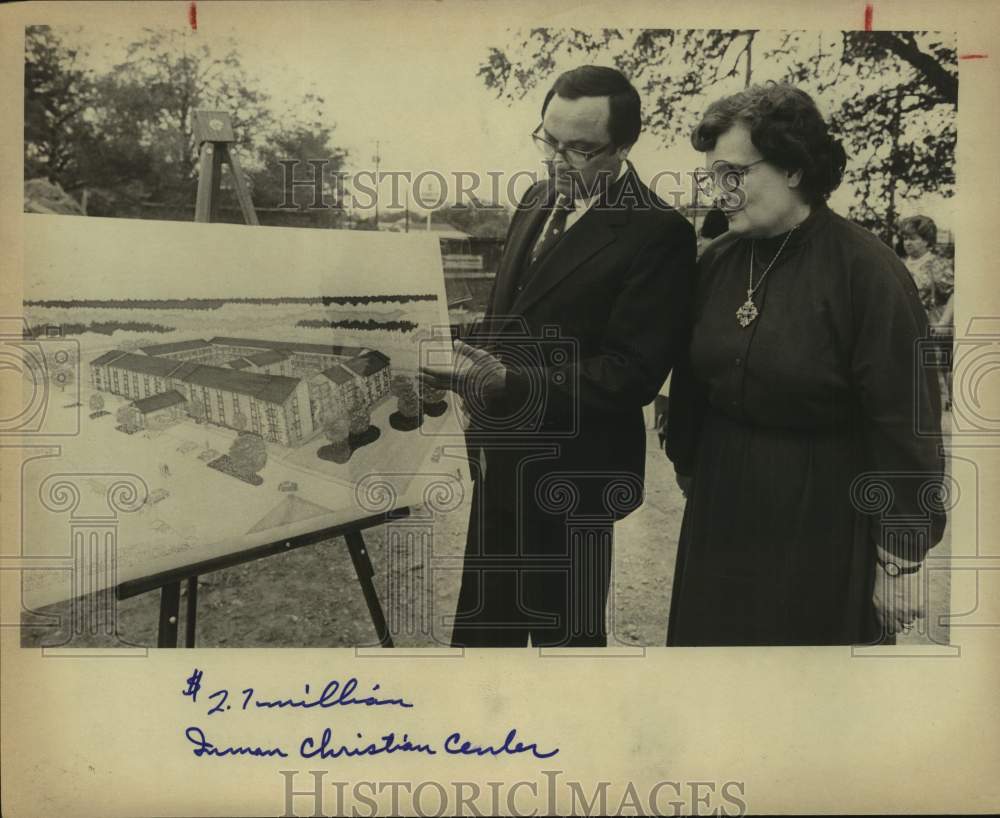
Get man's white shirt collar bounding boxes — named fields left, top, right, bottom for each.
left=563, top=160, right=628, bottom=230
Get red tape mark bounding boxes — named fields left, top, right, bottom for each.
left=959, top=53, right=988, bottom=59
left=864, top=3, right=874, bottom=31
left=188, top=1, right=198, bottom=31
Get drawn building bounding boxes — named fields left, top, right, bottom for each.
left=139, top=339, right=216, bottom=362
left=342, top=350, right=392, bottom=404
left=89, top=336, right=391, bottom=446
left=131, top=390, right=188, bottom=429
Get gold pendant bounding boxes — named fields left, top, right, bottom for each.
left=736, top=298, right=759, bottom=327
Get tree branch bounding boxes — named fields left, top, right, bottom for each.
left=869, top=31, right=957, bottom=105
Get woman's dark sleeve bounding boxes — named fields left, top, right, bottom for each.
left=664, top=336, right=707, bottom=477
left=849, top=246, right=947, bottom=561
left=664, top=246, right=712, bottom=477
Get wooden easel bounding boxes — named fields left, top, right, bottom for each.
left=192, top=110, right=259, bottom=225
left=137, top=111, right=398, bottom=648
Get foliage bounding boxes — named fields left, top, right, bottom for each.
left=24, top=26, right=348, bottom=218
left=421, top=383, right=447, bottom=405
left=297, top=318, right=419, bottom=332
left=24, top=25, right=96, bottom=186
left=89, top=393, right=105, bottom=411
left=397, top=387, right=420, bottom=418
left=348, top=400, right=371, bottom=436
left=228, top=432, right=267, bottom=474
left=390, top=374, right=414, bottom=397
left=440, top=201, right=511, bottom=238
left=321, top=409, right=350, bottom=443
left=479, top=29, right=956, bottom=245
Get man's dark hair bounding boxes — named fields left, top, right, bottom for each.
left=541, top=65, right=642, bottom=149
left=691, top=82, right=848, bottom=204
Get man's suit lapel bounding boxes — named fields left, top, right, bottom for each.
left=511, top=217, right=617, bottom=314
left=510, top=166, right=638, bottom=315
left=489, top=184, right=553, bottom=317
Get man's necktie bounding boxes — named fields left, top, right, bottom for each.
left=530, top=194, right=574, bottom=263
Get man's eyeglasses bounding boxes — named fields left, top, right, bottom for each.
left=692, top=158, right=768, bottom=198
left=532, top=126, right=613, bottom=168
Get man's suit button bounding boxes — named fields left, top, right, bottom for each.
left=516, top=285, right=523, bottom=292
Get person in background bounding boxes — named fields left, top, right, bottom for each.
left=664, top=83, right=947, bottom=645
left=899, top=215, right=954, bottom=410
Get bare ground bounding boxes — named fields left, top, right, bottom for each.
left=20, top=427, right=951, bottom=650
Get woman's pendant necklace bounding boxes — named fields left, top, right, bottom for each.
left=735, top=295, right=759, bottom=328
left=736, top=225, right=797, bottom=327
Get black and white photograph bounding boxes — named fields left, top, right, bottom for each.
left=17, top=19, right=957, bottom=650
left=2, top=2, right=997, bottom=816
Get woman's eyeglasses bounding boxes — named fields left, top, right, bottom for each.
left=692, top=158, right=768, bottom=197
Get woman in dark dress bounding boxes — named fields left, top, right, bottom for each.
left=665, top=84, right=947, bottom=646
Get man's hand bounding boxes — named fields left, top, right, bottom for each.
left=420, top=339, right=507, bottom=404
left=872, top=545, right=926, bottom=636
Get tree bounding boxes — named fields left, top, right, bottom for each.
left=24, top=25, right=98, bottom=188
left=322, top=409, right=350, bottom=442
left=397, top=383, right=420, bottom=418
left=348, top=400, right=371, bottom=436
left=24, top=26, right=349, bottom=218
left=421, top=383, right=447, bottom=406
left=232, top=411, right=248, bottom=432
left=390, top=374, right=414, bottom=397
left=228, top=432, right=267, bottom=475
left=441, top=201, right=511, bottom=238
left=479, top=30, right=956, bottom=246
left=89, top=393, right=105, bottom=412
left=249, top=122, right=348, bottom=216
left=320, top=409, right=351, bottom=461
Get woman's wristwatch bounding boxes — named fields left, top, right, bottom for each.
left=876, top=553, right=922, bottom=577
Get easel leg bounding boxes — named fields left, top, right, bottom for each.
left=185, top=576, right=199, bottom=648
left=157, top=581, right=181, bottom=648
left=344, top=531, right=394, bottom=648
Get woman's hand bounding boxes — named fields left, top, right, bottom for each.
left=872, top=548, right=926, bottom=636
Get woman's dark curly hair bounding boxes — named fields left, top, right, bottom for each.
left=691, top=83, right=848, bottom=204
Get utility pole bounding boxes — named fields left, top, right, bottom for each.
left=373, top=140, right=381, bottom=230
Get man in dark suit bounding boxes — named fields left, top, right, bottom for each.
left=422, top=65, right=696, bottom=647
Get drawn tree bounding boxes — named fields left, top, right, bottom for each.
left=228, top=432, right=267, bottom=476
left=349, top=399, right=371, bottom=436
left=390, top=374, right=414, bottom=398
left=420, top=381, right=449, bottom=417
left=88, top=393, right=105, bottom=412
left=397, top=382, right=420, bottom=419
left=320, top=409, right=351, bottom=462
